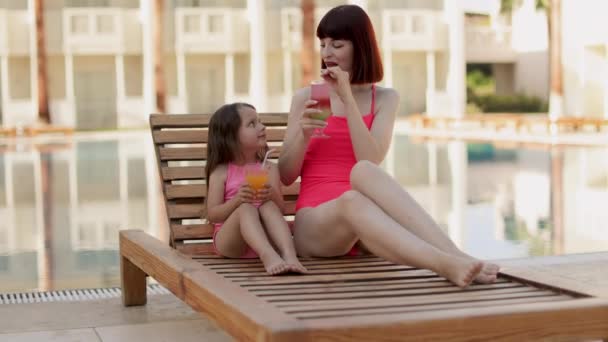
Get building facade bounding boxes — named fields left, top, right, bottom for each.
left=0, top=0, right=606, bottom=130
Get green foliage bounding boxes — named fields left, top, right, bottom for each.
left=504, top=216, right=553, bottom=256
left=501, top=0, right=548, bottom=13
left=470, top=93, right=548, bottom=113
left=467, top=70, right=493, bottom=90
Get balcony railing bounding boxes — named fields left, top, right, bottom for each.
left=466, top=26, right=516, bottom=62
left=63, top=8, right=141, bottom=54
left=0, top=9, right=31, bottom=56
left=279, top=7, right=355, bottom=52
left=381, top=10, right=447, bottom=51
left=174, top=8, right=248, bottom=53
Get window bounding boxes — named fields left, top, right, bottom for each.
left=390, top=16, right=406, bottom=34
left=71, top=15, right=89, bottom=34
left=183, top=14, right=200, bottom=34
left=207, top=14, right=224, bottom=34
left=411, top=15, right=426, bottom=34
left=96, top=14, right=114, bottom=34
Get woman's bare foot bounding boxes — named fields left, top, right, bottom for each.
left=474, top=262, right=500, bottom=283
left=455, top=252, right=500, bottom=283
left=283, top=254, right=308, bottom=274
left=259, top=252, right=291, bottom=275
left=439, top=256, right=483, bottom=288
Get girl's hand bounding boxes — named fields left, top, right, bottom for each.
left=299, top=100, right=327, bottom=139
left=255, top=183, right=272, bottom=203
left=321, top=66, right=352, bottom=101
left=235, top=183, right=255, bottom=204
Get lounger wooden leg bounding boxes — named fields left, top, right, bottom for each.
left=121, top=255, right=147, bottom=306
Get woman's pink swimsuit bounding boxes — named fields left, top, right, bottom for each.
left=296, top=84, right=376, bottom=209
left=212, top=162, right=260, bottom=258
left=296, top=85, right=376, bottom=254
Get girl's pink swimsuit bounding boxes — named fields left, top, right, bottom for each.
left=296, top=84, right=376, bottom=254
left=212, top=162, right=260, bottom=259
left=296, top=84, right=376, bottom=210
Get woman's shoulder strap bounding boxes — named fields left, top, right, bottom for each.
left=370, top=83, right=376, bottom=114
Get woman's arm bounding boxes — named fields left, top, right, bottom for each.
left=345, top=87, right=400, bottom=164
left=206, top=165, right=242, bottom=223
left=278, top=88, right=325, bottom=185
left=322, top=66, right=399, bottom=164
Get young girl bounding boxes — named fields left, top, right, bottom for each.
left=205, top=102, right=306, bottom=276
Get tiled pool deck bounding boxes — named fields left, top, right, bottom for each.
left=0, top=294, right=232, bottom=341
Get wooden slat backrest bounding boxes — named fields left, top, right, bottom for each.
left=150, top=113, right=293, bottom=254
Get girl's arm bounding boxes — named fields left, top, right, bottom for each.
left=267, top=163, right=286, bottom=213
left=206, top=165, right=242, bottom=223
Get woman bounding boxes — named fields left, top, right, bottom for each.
left=278, top=5, right=499, bottom=287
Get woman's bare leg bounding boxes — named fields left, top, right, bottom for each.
left=215, top=204, right=290, bottom=275
left=350, top=161, right=499, bottom=282
left=259, top=201, right=307, bottom=273
left=294, top=192, right=482, bottom=288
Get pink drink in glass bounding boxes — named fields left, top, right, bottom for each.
left=309, top=81, right=331, bottom=138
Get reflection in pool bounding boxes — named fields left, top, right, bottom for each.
left=0, top=131, right=606, bottom=292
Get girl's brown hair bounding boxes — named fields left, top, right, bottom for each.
left=205, top=102, right=263, bottom=183
left=204, top=103, right=267, bottom=217
left=317, top=5, right=383, bottom=84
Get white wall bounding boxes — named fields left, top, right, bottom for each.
left=511, top=1, right=549, bottom=101
left=561, top=0, right=608, bottom=117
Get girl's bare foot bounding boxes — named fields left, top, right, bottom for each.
left=259, top=252, right=291, bottom=275
left=439, top=256, right=483, bottom=288
left=283, top=254, right=308, bottom=274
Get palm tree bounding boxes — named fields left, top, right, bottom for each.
left=300, top=0, right=315, bottom=86
left=154, top=0, right=166, bottom=113
left=34, top=0, right=50, bottom=123
left=501, top=0, right=562, bottom=118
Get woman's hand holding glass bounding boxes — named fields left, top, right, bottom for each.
left=299, top=100, right=328, bottom=139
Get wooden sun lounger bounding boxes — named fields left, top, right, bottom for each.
left=120, top=113, right=608, bottom=341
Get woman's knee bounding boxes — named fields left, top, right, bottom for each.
left=338, top=190, right=368, bottom=219
left=350, top=160, right=379, bottom=185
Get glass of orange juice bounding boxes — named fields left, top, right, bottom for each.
left=310, top=80, right=331, bottom=138
left=244, top=163, right=269, bottom=202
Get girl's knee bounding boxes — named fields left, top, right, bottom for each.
left=259, top=200, right=277, bottom=211
left=237, top=203, right=258, bottom=216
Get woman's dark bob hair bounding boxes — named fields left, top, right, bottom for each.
left=316, top=5, right=383, bottom=84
